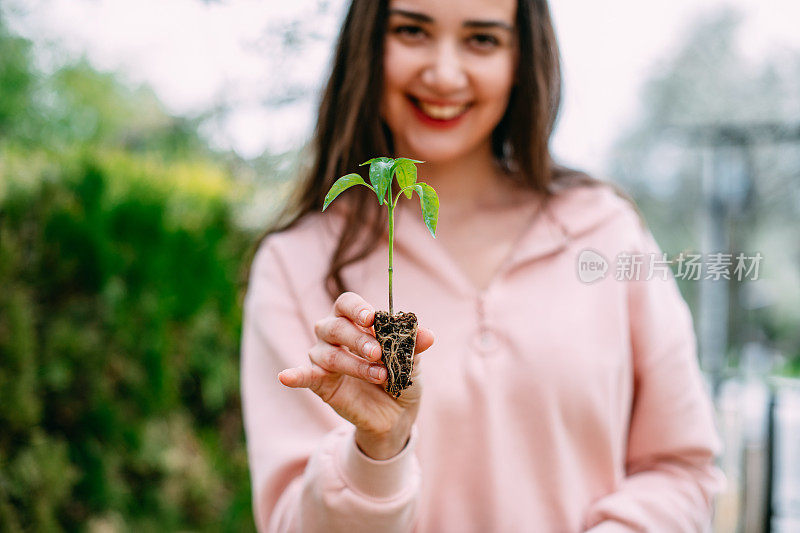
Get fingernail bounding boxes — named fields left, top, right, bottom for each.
left=359, top=309, right=371, bottom=325
left=363, top=340, right=380, bottom=359
left=369, top=366, right=385, bottom=381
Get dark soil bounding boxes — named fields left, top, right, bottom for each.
left=373, top=311, right=418, bottom=399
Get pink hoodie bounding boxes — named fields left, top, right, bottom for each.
left=241, top=183, right=724, bottom=532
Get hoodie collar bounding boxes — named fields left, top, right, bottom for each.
left=392, top=183, right=626, bottom=295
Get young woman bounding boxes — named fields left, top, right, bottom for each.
left=241, top=0, right=724, bottom=531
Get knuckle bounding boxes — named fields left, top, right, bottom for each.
left=329, top=317, right=348, bottom=340
left=336, top=291, right=363, bottom=317
left=367, top=419, right=394, bottom=435
left=336, top=291, right=352, bottom=303
left=321, top=346, right=340, bottom=369
left=313, top=318, right=327, bottom=338
left=335, top=292, right=353, bottom=310
left=307, top=345, right=320, bottom=364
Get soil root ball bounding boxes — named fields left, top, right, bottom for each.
left=373, top=311, right=418, bottom=398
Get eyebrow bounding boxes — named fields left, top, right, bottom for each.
left=388, top=8, right=514, bottom=32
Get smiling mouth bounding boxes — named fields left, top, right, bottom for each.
left=408, top=96, right=471, bottom=121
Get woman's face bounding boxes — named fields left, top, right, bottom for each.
left=381, top=0, right=517, bottom=164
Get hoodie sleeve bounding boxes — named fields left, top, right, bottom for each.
left=241, top=239, right=422, bottom=533
left=583, top=225, right=725, bottom=532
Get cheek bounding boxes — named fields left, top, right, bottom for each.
left=477, top=58, right=516, bottom=105
left=381, top=43, right=412, bottom=117
left=382, top=41, right=417, bottom=92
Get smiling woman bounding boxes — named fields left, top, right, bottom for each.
left=240, top=0, right=724, bottom=531
left=380, top=0, right=517, bottom=163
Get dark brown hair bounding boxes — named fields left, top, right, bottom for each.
left=248, top=0, right=604, bottom=299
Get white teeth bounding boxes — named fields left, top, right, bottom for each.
left=416, top=100, right=469, bottom=120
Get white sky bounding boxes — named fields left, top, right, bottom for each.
left=9, top=0, right=800, bottom=176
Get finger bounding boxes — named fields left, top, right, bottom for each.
left=414, top=326, right=435, bottom=354
left=333, top=291, right=375, bottom=327
left=309, top=343, right=387, bottom=384
left=279, top=362, right=377, bottom=406
left=278, top=364, right=348, bottom=405
left=314, top=316, right=382, bottom=361
left=277, top=365, right=328, bottom=389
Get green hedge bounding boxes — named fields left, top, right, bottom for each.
left=0, top=147, right=256, bottom=531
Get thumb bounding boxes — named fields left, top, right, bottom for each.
left=414, top=325, right=435, bottom=355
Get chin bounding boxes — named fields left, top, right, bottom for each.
left=396, top=138, right=476, bottom=164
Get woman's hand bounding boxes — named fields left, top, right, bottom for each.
left=278, top=292, right=435, bottom=460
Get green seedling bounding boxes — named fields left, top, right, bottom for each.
left=323, top=157, right=439, bottom=398
left=322, top=157, right=439, bottom=315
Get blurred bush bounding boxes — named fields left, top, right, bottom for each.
left=0, top=149, right=255, bottom=531
left=0, top=13, right=256, bottom=532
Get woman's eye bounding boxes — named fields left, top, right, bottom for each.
left=469, top=33, right=500, bottom=49
left=393, top=25, right=426, bottom=40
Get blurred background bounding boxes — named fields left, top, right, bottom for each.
left=0, top=0, right=798, bottom=531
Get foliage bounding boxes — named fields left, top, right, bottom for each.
left=324, top=157, right=439, bottom=237
left=0, top=13, right=257, bottom=531
left=0, top=148, right=255, bottom=531
left=323, top=157, right=439, bottom=314
left=0, top=9, right=208, bottom=157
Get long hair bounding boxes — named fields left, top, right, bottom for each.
left=247, top=0, right=603, bottom=300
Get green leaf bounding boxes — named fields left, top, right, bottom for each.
left=413, top=182, right=439, bottom=238
left=322, top=173, right=370, bottom=211
left=391, top=157, right=424, bottom=167
left=392, top=158, right=422, bottom=199
left=360, top=157, right=394, bottom=205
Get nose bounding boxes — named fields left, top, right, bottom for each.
left=421, top=40, right=468, bottom=94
